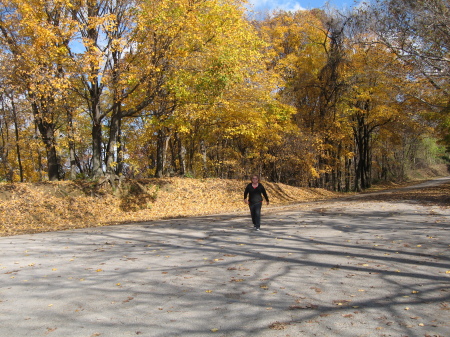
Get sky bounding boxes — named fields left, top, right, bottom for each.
left=247, top=0, right=358, bottom=12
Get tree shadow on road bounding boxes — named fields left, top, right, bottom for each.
left=1, top=194, right=449, bottom=336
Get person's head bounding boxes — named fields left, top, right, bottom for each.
left=251, top=175, right=260, bottom=183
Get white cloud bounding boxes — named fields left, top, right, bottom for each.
left=278, top=2, right=307, bottom=11
left=247, top=0, right=306, bottom=12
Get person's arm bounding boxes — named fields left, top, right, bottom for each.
left=244, top=185, right=249, bottom=204
left=261, top=185, right=269, bottom=204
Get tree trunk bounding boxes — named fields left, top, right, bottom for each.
left=0, top=97, right=13, bottom=182
left=66, top=109, right=77, bottom=180
left=363, top=124, right=372, bottom=189
left=105, top=108, right=121, bottom=176
left=353, top=119, right=364, bottom=192
left=345, top=157, right=352, bottom=192
left=31, top=102, right=61, bottom=181
left=10, top=97, right=23, bottom=182
left=200, top=140, right=207, bottom=178
left=176, top=133, right=186, bottom=176
left=353, top=115, right=374, bottom=191
left=91, top=101, right=104, bottom=179
left=116, top=116, right=124, bottom=176
left=155, top=128, right=171, bottom=178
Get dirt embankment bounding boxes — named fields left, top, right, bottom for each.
left=0, top=178, right=338, bottom=237
left=1, top=164, right=448, bottom=237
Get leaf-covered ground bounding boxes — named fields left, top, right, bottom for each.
left=357, top=181, right=450, bottom=206
left=0, top=178, right=338, bottom=237
left=1, top=174, right=449, bottom=237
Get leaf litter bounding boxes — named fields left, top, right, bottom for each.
left=0, top=178, right=338, bottom=236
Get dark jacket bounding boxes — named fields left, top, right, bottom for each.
left=244, top=183, right=269, bottom=204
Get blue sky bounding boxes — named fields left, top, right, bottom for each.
left=247, top=0, right=358, bottom=12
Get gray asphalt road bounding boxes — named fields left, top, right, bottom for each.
left=1, top=179, right=449, bottom=337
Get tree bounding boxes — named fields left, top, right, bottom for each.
left=341, top=40, right=407, bottom=190
left=134, top=0, right=274, bottom=178
left=369, top=0, right=450, bottom=149
left=0, top=0, right=75, bottom=180
left=257, top=9, right=352, bottom=189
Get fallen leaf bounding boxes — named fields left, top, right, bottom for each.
left=289, top=304, right=318, bottom=310
left=269, top=321, right=289, bottom=330
left=333, top=300, right=351, bottom=306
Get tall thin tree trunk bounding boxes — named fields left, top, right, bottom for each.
left=67, top=109, right=77, bottom=180
left=105, top=109, right=121, bottom=176
left=0, top=98, right=12, bottom=181
left=10, top=98, right=23, bottom=182
left=176, top=133, right=186, bottom=176
left=117, top=115, right=124, bottom=175
left=91, top=102, right=104, bottom=178
left=200, top=140, right=207, bottom=178
left=155, top=128, right=171, bottom=178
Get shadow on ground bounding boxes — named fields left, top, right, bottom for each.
left=1, top=191, right=449, bottom=336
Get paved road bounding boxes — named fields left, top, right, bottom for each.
left=1, top=179, right=449, bottom=337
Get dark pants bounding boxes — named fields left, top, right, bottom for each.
left=249, top=202, right=262, bottom=228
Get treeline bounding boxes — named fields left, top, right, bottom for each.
left=0, top=0, right=448, bottom=191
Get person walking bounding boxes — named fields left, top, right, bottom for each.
left=244, top=175, right=269, bottom=231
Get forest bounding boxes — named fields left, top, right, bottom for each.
left=0, top=0, right=449, bottom=191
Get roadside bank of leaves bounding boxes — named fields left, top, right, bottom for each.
left=0, top=178, right=338, bottom=237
